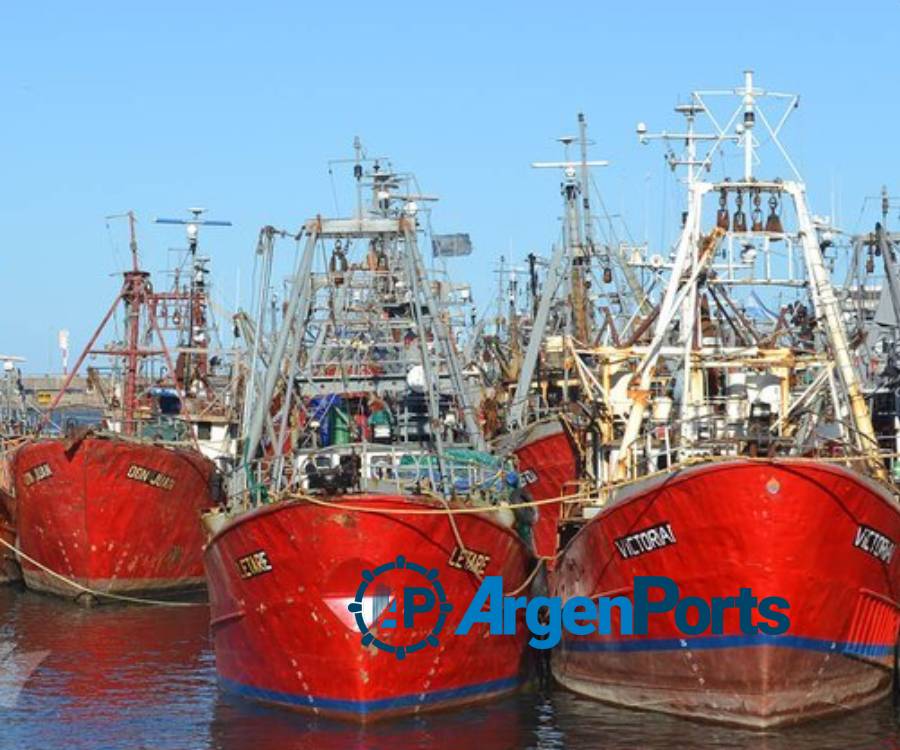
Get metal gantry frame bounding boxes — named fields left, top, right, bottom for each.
left=240, top=203, right=487, bottom=499
left=612, top=70, right=884, bottom=481
left=507, top=113, right=619, bottom=429
left=42, top=212, right=189, bottom=439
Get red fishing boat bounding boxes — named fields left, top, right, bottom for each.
left=543, top=72, right=900, bottom=726
left=205, top=492, right=529, bottom=720
left=13, top=433, right=215, bottom=597
left=204, top=150, right=533, bottom=720
left=553, top=459, right=900, bottom=727
left=12, top=212, right=220, bottom=601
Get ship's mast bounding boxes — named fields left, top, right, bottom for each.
left=578, top=113, right=595, bottom=258
left=127, top=210, right=139, bottom=271
left=0, top=356, right=26, bottom=434
left=615, top=70, right=884, bottom=481
left=42, top=212, right=186, bottom=438
left=533, top=134, right=600, bottom=344
left=155, top=209, right=232, bottom=393
left=742, top=69, right=755, bottom=181
left=122, top=211, right=142, bottom=434
left=876, top=186, right=900, bottom=334
left=507, top=119, right=609, bottom=428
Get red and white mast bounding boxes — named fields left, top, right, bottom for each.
left=44, top=212, right=182, bottom=437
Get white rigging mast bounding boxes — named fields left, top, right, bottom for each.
left=613, top=70, right=884, bottom=481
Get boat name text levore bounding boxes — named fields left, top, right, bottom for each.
left=237, top=550, right=274, bottom=579
left=853, top=525, right=896, bottom=564
left=614, top=522, right=677, bottom=559
left=126, top=464, right=176, bottom=491
left=447, top=545, right=491, bottom=576
left=22, top=463, right=52, bottom=487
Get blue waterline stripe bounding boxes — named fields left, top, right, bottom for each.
left=563, top=633, right=894, bottom=658
left=219, top=674, right=521, bottom=714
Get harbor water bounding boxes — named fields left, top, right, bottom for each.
left=2, top=587, right=899, bottom=750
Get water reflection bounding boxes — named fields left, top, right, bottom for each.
left=1, top=586, right=214, bottom=750
left=211, top=695, right=525, bottom=750
left=541, top=690, right=900, bottom=750
left=1, top=586, right=899, bottom=750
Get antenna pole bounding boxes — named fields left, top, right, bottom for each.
left=155, top=209, right=231, bottom=393
left=578, top=113, right=595, bottom=253
left=877, top=186, right=900, bottom=350
left=354, top=136, right=363, bottom=219
left=743, top=69, right=755, bottom=181
left=127, top=210, right=139, bottom=271
left=685, top=106, right=696, bottom=185
left=122, top=212, right=143, bottom=435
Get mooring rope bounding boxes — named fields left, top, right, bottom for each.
left=439, top=496, right=475, bottom=575
left=281, top=490, right=583, bottom=515
left=0, top=535, right=206, bottom=608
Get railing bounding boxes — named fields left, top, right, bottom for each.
left=238, top=442, right=513, bottom=507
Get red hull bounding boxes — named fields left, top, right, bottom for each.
left=551, top=459, right=900, bottom=727
left=13, top=435, right=217, bottom=599
left=204, top=494, right=531, bottom=721
left=510, top=419, right=578, bottom=561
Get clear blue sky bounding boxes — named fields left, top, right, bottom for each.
left=1, top=2, right=897, bottom=372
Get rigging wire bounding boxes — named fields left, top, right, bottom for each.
left=104, top=219, right=126, bottom=274
left=327, top=164, right=341, bottom=216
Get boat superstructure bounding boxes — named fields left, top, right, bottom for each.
left=846, top=188, right=900, bottom=480
left=154, top=209, right=240, bottom=466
